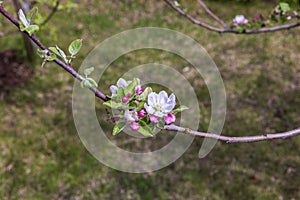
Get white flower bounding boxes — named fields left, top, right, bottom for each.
left=109, top=78, right=140, bottom=94
left=124, top=110, right=138, bottom=122
left=144, top=91, right=176, bottom=118
left=233, top=15, right=246, bottom=24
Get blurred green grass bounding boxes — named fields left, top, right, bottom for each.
left=0, top=0, right=300, bottom=199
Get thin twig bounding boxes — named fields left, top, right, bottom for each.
left=39, top=0, right=59, bottom=27
left=0, top=5, right=299, bottom=143
left=164, top=0, right=225, bottom=32
left=164, top=124, right=300, bottom=143
left=197, top=0, right=227, bottom=28
left=164, top=0, right=300, bottom=34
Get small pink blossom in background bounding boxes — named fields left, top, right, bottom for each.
left=135, top=85, right=143, bottom=95
left=164, top=113, right=176, bottom=125
left=243, top=19, right=248, bottom=25
left=138, top=109, right=147, bottom=118
left=126, top=93, right=133, bottom=98
left=134, top=100, right=140, bottom=107
left=122, top=96, right=128, bottom=103
left=130, top=123, right=140, bottom=131
left=149, top=115, right=159, bottom=124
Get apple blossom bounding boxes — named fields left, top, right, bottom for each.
left=144, top=91, right=176, bottom=118
left=124, top=110, right=138, bottom=122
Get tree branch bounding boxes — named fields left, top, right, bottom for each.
left=0, top=5, right=299, bottom=143
left=164, top=124, right=300, bottom=143
left=196, top=0, right=227, bottom=28
left=164, top=0, right=300, bottom=34
left=0, top=5, right=109, bottom=102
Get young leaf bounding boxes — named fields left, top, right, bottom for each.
left=279, top=3, right=290, bottom=13
left=18, top=9, right=29, bottom=28
left=24, top=25, right=39, bottom=35
left=157, top=120, right=165, bottom=129
left=85, top=78, right=98, bottom=88
left=37, top=49, right=48, bottom=58
left=83, top=67, right=94, bottom=77
left=47, top=54, right=56, bottom=61
left=55, top=45, right=67, bottom=62
left=138, top=125, right=154, bottom=137
left=174, top=1, right=180, bottom=7
left=116, top=87, right=125, bottom=101
left=26, top=7, right=38, bottom=24
left=68, top=39, right=82, bottom=56
left=139, top=87, right=152, bottom=101
left=103, top=101, right=123, bottom=109
left=49, top=47, right=60, bottom=56
left=171, top=105, right=188, bottom=114
left=124, top=78, right=138, bottom=95
left=112, top=121, right=126, bottom=135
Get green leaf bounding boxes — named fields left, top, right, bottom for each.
left=50, top=46, right=68, bottom=63
left=37, top=49, right=48, bottom=58
left=138, top=124, right=154, bottom=137
left=103, top=101, right=123, bottom=109
left=26, top=7, right=38, bottom=24
left=157, top=120, right=165, bottom=129
left=124, top=78, right=138, bottom=95
left=49, top=47, right=60, bottom=56
left=24, top=25, right=39, bottom=35
left=116, top=87, right=125, bottom=100
left=112, top=122, right=126, bottom=135
left=139, top=87, right=152, bottom=101
left=83, top=67, right=94, bottom=77
left=171, top=105, right=188, bottom=114
left=47, top=54, right=56, bottom=61
left=68, top=39, right=82, bottom=56
left=174, top=1, right=180, bottom=7
left=85, top=78, right=98, bottom=88
left=55, top=45, right=67, bottom=63
left=279, top=3, right=290, bottom=13
left=18, top=9, right=29, bottom=28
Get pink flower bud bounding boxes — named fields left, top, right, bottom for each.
left=138, top=109, right=146, bottom=118
left=233, top=22, right=238, bottom=27
left=122, top=96, right=128, bottom=103
left=164, top=113, right=176, bottom=125
left=126, top=93, right=133, bottom=98
left=135, top=85, right=143, bottom=95
left=243, top=19, right=248, bottom=25
left=130, top=123, right=140, bottom=131
left=134, top=100, right=140, bottom=107
left=149, top=115, right=159, bottom=124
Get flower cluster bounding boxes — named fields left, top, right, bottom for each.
left=231, top=2, right=294, bottom=32
left=232, top=15, right=248, bottom=27
left=104, top=78, right=188, bottom=136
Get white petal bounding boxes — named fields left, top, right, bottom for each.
left=168, top=93, right=176, bottom=104
left=148, top=92, right=158, bottom=107
left=117, top=78, right=128, bottom=88
left=109, top=85, right=118, bottom=94
left=162, top=103, right=175, bottom=113
left=158, top=91, right=168, bottom=105
left=144, top=104, right=155, bottom=115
